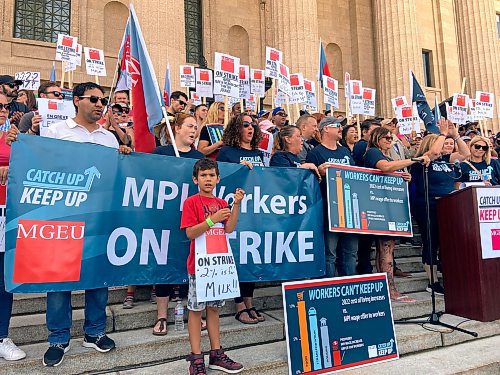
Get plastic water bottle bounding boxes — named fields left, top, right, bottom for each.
left=174, top=301, right=184, bottom=331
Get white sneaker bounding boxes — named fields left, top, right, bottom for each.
left=0, top=338, right=26, bottom=361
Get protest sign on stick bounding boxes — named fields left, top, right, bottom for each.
left=195, top=68, right=213, bottom=100
left=180, top=65, right=196, bottom=90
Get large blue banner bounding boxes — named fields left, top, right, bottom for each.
left=5, top=135, right=325, bottom=293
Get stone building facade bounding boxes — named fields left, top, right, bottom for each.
left=0, top=0, right=499, bottom=130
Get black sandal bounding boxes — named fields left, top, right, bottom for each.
left=235, top=309, right=258, bottom=324
left=152, top=318, right=168, bottom=336
left=248, top=307, right=265, bottom=322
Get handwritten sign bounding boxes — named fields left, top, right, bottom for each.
left=239, top=65, right=251, bottom=100
left=214, top=52, right=240, bottom=98
left=289, top=73, right=307, bottom=105
left=180, top=65, right=196, bottom=88
left=84, top=47, right=106, bottom=76
left=55, top=34, right=78, bottom=62
left=362, top=88, right=376, bottom=116
left=475, top=91, right=494, bottom=119
left=304, top=79, right=318, bottom=112
left=15, top=71, right=40, bottom=90
left=349, top=80, right=364, bottom=115
left=250, top=69, right=265, bottom=96
left=277, top=63, right=291, bottom=96
left=265, top=47, right=283, bottom=79
left=195, top=224, right=240, bottom=302
left=323, top=76, right=339, bottom=109
left=195, top=68, right=213, bottom=98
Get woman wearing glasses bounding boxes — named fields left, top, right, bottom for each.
left=0, top=93, right=26, bottom=361
left=363, top=126, right=430, bottom=303
left=216, top=114, right=264, bottom=324
left=455, top=136, right=499, bottom=187
left=198, top=102, right=226, bottom=159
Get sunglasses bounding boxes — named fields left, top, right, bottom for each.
left=112, top=110, right=129, bottom=116
left=112, top=107, right=130, bottom=114
left=0, top=103, right=11, bottom=111
left=46, top=91, right=65, bottom=99
left=218, top=106, right=225, bottom=111
left=242, top=121, right=256, bottom=128
left=177, top=99, right=187, bottom=107
left=5, top=83, right=19, bottom=89
left=380, top=136, right=393, bottom=141
left=473, top=144, right=488, bottom=151
left=79, top=95, right=109, bottom=106
left=276, top=112, right=287, bottom=117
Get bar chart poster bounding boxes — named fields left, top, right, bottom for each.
left=326, top=165, right=413, bottom=237
left=282, top=274, right=398, bottom=375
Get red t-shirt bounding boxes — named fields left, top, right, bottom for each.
left=180, top=193, right=228, bottom=274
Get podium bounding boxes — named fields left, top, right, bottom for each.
left=437, top=186, right=500, bottom=322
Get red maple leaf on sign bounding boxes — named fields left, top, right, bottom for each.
left=363, top=89, right=373, bottom=100
left=326, top=78, right=335, bottom=90
left=395, top=97, right=404, bottom=106
left=254, top=70, right=262, bottom=80
left=402, top=106, right=412, bottom=118
left=199, top=70, right=209, bottom=81
left=352, top=82, right=361, bottom=95
left=456, top=95, right=466, bottom=107
left=48, top=101, right=58, bottom=110
left=279, top=64, right=287, bottom=77
left=183, top=66, right=192, bottom=75
left=270, top=49, right=280, bottom=61
left=89, top=49, right=100, bottom=60
left=221, top=56, right=234, bottom=73
left=480, top=93, right=490, bottom=103
left=304, top=81, right=312, bottom=91
left=239, top=67, right=246, bottom=79
left=290, top=75, right=300, bottom=86
left=61, top=36, right=73, bottom=47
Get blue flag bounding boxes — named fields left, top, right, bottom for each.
left=50, top=62, right=56, bottom=82
left=410, top=71, right=439, bottom=134
left=434, top=96, right=441, bottom=122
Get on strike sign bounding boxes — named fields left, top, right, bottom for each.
left=84, top=47, right=106, bottom=76
left=214, top=52, right=240, bottom=98
left=477, top=188, right=500, bottom=259
left=180, top=65, right=196, bottom=88
left=55, top=34, right=78, bottom=62
left=195, top=68, right=213, bottom=98
left=265, top=46, right=283, bottom=78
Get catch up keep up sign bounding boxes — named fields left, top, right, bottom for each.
left=283, top=274, right=398, bottom=374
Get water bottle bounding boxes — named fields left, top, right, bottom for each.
left=174, top=301, right=184, bottom=331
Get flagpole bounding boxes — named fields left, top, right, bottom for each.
left=69, top=69, right=73, bottom=89
left=61, top=61, right=66, bottom=88
left=108, top=60, right=121, bottom=103
left=224, top=95, right=229, bottom=126
left=272, top=79, right=276, bottom=109
left=256, top=94, right=260, bottom=114
left=95, top=75, right=100, bottom=85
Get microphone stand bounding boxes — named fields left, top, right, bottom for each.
left=395, top=165, right=477, bottom=337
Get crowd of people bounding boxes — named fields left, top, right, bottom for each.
left=0, top=75, right=499, bottom=374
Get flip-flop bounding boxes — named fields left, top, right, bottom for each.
left=152, top=318, right=168, bottom=335
left=235, top=309, right=258, bottom=324
left=248, top=307, right=265, bottom=322
left=392, top=295, right=417, bottom=303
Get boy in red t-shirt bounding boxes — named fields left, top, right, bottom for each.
left=181, top=158, right=245, bottom=375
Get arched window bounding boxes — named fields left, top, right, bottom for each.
left=326, top=43, right=343, bottom=82
left=104, top=2, right=129, bottom=53
left=228, top=25, right=250, bottom=65
left=185, top=0, right=203, bottom=65
left=14, top=0, right=71, bottom=43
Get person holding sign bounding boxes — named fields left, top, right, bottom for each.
left=0, top=93, right=26, bottom=361
left=363, top=127, right=430, bottom=302
left=181, top=159, right=244, bottom=375
left=455, top=136, right=499, bottom=187
left=198, top=102, right=225, bottom=159
left=410, top=119, right=469, bottom=295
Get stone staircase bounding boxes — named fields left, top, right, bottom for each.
left=2, top=237, right=500, bottom=374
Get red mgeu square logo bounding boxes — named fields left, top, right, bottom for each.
left=221, top=57, right=234, bottom=73
left=48, top=101, right=58, bottom=110
left=326, top=78, right=335, bottom=90
left=254, top=70, right=262, bottom=80
left=13, top=219, right=85, bottom=283
left=456, top=95, right=466, bottom=107
left=304, top=81, right=312, bottom=91
left=89, top=49, right=100, bottom=60
left=259, top=133, right=270, bottom=150
left=395, top=97, right=404, bottom=106
left=480, top=93, right=490, bottom=103
left=205, top=227, right=228, bottom=254
left=183, top=66, right=192, bottom=75
left=363, top=89, right=373, bottom=100
left=200, top=70, right=209, bottom=81
left=352, top=82, right=361, bottom=95
left=280, top=63, right=287, bottom=77
left=61, top=36, right=73, bottom=47
left=239, top=67, right=246, bottom=79
left=270, top=49, right=280, bottom=61
left=402, top=106, right=412, bottom=118
left=491, top=229, right=500, bottom=251
left=290, top=75, right=299, bottom=86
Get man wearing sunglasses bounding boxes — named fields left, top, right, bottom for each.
left=0, top=75, right=29, bottom=126
left=18, top=81, right=65, bottom=136
left=270, top=106, right=288, bottom=135
left=7, top=82, right=130, bottom=367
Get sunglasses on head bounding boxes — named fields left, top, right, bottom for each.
left=79, top=95, right=109, bottom=106
left=473, top=144, right=488, bottom=151
left=46, top=91, right=65, bottom=99
left=0, top=103, right=11, bottom=111
left=242, top=121, right=255, bottom=128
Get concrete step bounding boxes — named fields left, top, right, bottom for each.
left=375, top=256, right=424, bottom=273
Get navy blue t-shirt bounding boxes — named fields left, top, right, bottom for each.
left=491, top=159, right=500, bottom=185
left=458, top=160, right=497, bottom=184
left=217, top=146, right=265, bottom=166
left=410, top=154, right=456, bottom=202
left=363, top=147, right=391, bottom=169
left=153, top=145, right=204, bottom=159
left=270, top=151, right=301, bottom=168
left=353, top=139, right=368, bottom=167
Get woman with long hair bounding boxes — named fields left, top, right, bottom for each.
left=411, top=119, right=470, bottom=295
left=217, top=113, right=264, bottom=324
left=198, top=102, right=225, bottom=159
left=455, top=135, right=498, bottom=187
left=363, top=126, right=430, bottom=303
left=341, top=124, right=359, bottom=155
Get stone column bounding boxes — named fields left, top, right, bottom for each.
left=269, top=0, right=319, bottom=82
left=454, top=0, right=500, bottom=132
left=373, top=0, right=423, bottom=117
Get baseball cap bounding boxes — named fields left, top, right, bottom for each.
left=318, top=116, right=343, bottom=132
left=465, top=129, right=478, bottom=137
left=257, top=109, right=270, bottom=118
left=272, top=107, right=286, bottom=116
left=110, top=102, right=129, bottom=110
left=259, top=120, right=275, bottom=132
left=461, top=136, right=472, bottom=142
left=0, top=75, right=23, bottom=86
